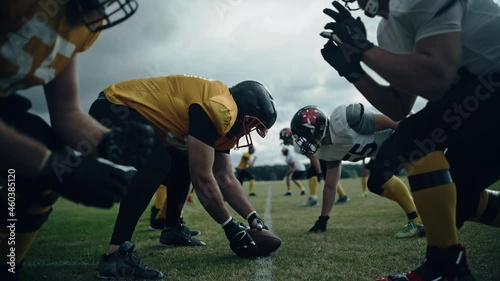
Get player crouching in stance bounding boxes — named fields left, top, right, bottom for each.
left=89, top=75, right=278, bottom=279
left=291, top=104, right=424, bottom=238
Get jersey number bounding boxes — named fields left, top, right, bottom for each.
left=342, top=142, right=378, bottom=162
left=0, top=18, right=76, bottom=93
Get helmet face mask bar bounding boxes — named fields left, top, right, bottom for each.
left=75, top=0, right=139, bottom=32
left=234, top=115, right=269, bottom=149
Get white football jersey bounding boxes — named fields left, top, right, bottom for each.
left=377, top=0, right=500, bottom=74
left=285, top=148, right=306, bottom=172
left=316, top=104, right=393, bottom=162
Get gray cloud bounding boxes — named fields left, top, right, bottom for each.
left=20, top=0, right=429, bottom=166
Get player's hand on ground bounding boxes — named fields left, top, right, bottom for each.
left=97, top=121, right=155, bottom=169
left=223, top=218, right=257, bottom=257
left=317, top=173, right=324, bottom=183
left=247, top=212, right=269, bottom=230
left=38, top=147, right=136, bottom=208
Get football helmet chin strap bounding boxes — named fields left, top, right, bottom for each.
left=342, top=0, right=379, bottom=18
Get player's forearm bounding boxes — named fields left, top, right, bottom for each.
left=355, top=75, right=416, bottom=121
left=321, top=181, right=337, bottom=216
left=363, top=46, right=454, bottom=100
left=307, top=155, right=321, bottom=174
left=50, top=110, right=110, bottom=156
left=192, top=176, right=231, bottom=224
left=0, top=120, right=50, bottom=176
left=220, top=179, right=254, bottom=219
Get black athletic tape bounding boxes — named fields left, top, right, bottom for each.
left=408, top=169, right=452, bottom=192
left=479, top=190, right=500, bottom=225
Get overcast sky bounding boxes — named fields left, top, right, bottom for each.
left=21, top=0, right=441, bottom=167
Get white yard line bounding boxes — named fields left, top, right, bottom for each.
left=254, top=186, right=273, bottom=281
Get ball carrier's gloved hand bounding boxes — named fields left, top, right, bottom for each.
left=247, top=211, right=269, bottom=230
left=97, top=121, right=155, bottom=169
left=37, top=147, right=136, bottom=208
left=223, top=218, right=258, bottom=258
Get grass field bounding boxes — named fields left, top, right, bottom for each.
left=22, top=178, right=500, bottom=281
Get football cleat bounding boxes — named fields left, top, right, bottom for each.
left=394, top=221, right=425, bottom=239
left=303, top=197, right=319, bottom=207
left=159, top=226, right=206, bottom=247
left=334, top=195, right=350, bottom=204
left=376, top=244, right=476, bottom=281
left=97, top=242, right=163, bottom=280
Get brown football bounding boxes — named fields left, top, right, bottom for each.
left=247, top=228, right=282, bottom=257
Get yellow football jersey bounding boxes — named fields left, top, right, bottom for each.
left=0, top=0, right=101, bottom=97
left=103, top=75, right=239, bottom=151
left=237, top=152, right=252, bottom=170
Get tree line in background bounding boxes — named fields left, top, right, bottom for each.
left=243, top=163, right=361, bottom=181
left=244, top=163, right=407, bottom=181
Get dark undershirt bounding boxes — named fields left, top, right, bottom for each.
left=188, top=103, right=229, bottom=154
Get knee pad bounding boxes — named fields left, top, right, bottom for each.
left=469, top=189, right=500, bottom=227
left=367, top=175, right=384, bottom=196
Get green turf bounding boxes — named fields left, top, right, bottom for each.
left=21, top=178, right=500, bottom=281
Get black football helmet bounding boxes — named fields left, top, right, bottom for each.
left=281, top=147, right=289, bottom=156
left=228, top=81, right=277, bottom=149
left=248, top=145, right=255, bottom=154
left=290, top=105, right=329, bottom=154
left=72, top=0, right=139, bottom=32
left=279, top=128, right=293, bottom=146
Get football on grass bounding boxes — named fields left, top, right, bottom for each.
left=248, top=228, right=282, bottom=257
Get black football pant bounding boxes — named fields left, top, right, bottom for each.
left=89, top=93, right=191, bottom=245
left=368, top=70, right=500, bottom=227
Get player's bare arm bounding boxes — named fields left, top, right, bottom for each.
left=363, top=32, right=462, bottom=100
left=306, top=153, right=322, bottom=175
left=0, top=121, right=50, bottom=176
left=187, top=135, right=231, bottom=224
left=321, top=164, right=342, bottom=216
left=213, top=152, right=255, bottom=218
left=44, top=56, right=110, bottom=157
left=373, top=113, right=400, bottom=131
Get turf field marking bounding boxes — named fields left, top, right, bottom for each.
left=254, top=186, right=273, bottom=281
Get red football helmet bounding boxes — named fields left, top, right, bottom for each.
left=290, top=105, right=329, bottom=154
left=279, top=128, right=294, bottom=146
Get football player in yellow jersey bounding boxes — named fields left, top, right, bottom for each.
left=235, top=145, right=258, bottom=196
left=88, top=74, right=278, bottom=279
left=0, top=1, right=148, bottom=280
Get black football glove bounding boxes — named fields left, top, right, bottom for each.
left=223, top=218, right=257, bottom=258
left=97, top=121, right=155, bottom=169
left=321, top=40, right=366, bottom=83
left=309, top=215, right=330, bottom=233
left=38, top=147, right=136, bottom=208
left=317, top=173, right=324, bottom=183
left=320, top=1, right=373, bottom=59
left=247, top=212, right=269, bottom=230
